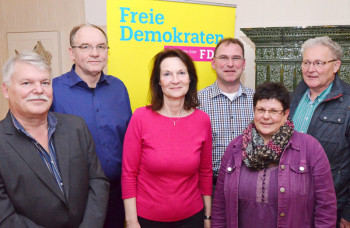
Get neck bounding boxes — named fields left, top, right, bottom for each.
left=75, top=68, right=101, bottom=88
left=217, top=80, right=240, bottom=93
left=161, top=98, right=185, bottom=117
left=12, top=112, right=48, bottom=131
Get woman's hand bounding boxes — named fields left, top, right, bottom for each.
left=125, top=220, right=141, bottom=228
left=340, top=218, right=350, bottom=228
left=204, top=219, right=211, bottom=228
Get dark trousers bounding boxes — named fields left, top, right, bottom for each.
left=103, top=179, right=125, bottom=228
left=138, top=210, right=203, bottom=228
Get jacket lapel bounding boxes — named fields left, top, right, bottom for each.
left=4, top=113, right=67, bottom=203
left=52, top=116, right=70, bottom=200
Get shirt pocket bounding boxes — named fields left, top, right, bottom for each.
left=316, top=111, right=345, bottom=143
left=290, top=163, right=310, bottom=195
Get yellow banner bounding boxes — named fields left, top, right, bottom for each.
left=107, top=0, right=236, bottom=111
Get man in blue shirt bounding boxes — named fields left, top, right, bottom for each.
left=51, top=24, right=132, bottom=228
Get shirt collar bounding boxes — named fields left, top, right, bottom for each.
left=68, top=64, right=108, bottom=87
left=306, top=82, right=333, bottom=103
left=10, top=111, right=57, bottom=138
left=210, top=81, right=244, bottom=99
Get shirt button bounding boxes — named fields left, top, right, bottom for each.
left=338, top=118, right=341, bottom=122
left=280, top=165, right=285, bottom=170
left=96, top=109, right=99, bottom=112
left=280, top=212, right=285, bottom=217
left=299, top=166, right=305, bottom=172
left=227, top=167, right=232, bottom=172
left=323, top=116, right=327, bottom=120
left=280, top=187, right=285, bottom=193
left=99, top=126, right=102, bottom=129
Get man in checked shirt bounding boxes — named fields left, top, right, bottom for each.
left=198, top=38, right=254, bottom=189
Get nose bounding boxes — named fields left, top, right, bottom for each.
left=90, top=46, right=99, bottom=56
left=262, top=111, right=271, bottom=119
left=171, top=75, right=180, bottom=83
left=226, top=58, right=234, bottom=67
left=33, top=83, right=44, bottom=94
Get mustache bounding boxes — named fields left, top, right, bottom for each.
left=26, top=95, right=50, bottom=101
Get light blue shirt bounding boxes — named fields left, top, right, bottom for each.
left=292, top=82, right=333, bottom=133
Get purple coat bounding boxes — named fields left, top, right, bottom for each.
left=212, top=131, right=337, bottom=228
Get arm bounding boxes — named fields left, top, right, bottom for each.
left=212, top=140, right=236, bottom=228
left=311, top=139, right=337, bottom=227
left=122, top=110, right=143, bottom=228
left=202, top=195, right=212, bottom=228
left=79, top=118, right=110, bottom=228
left=0, top=175, right=45, bottom=227
left=124, top=198, right=140, bottom=228
left=199, top=117, right=213, bottom=228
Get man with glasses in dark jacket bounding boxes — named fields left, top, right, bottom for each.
left=290, top=36, right=350, bottom=228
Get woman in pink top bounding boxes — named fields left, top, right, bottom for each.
left=122, top=49, right=213, bottom=228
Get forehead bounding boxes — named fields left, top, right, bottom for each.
left=303, top=45, right=333, bottom=60
left=74, top=27, right=107, bottom=44
left=12, top=61, right=50, bottom=81
left=160, top=57, right=186, bottom=70
left=256, top=98, right=283, bottom=108
left=216, top=43, right=243, bottom=56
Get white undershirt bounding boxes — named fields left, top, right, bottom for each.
left=221, top=90, right=238, bottom=101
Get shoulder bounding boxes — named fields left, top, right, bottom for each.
left=52, top=112, right=85, bottom=128
left=198, top=83, right=215, bottom=96
left=289, top=131, right=325, bottom=154
left=105, top=75, right=128, bottom=89
left=131, top=106, right=155, bottom=120
left=53, top=72, right=70, bottom=85
left=241, top=84, right=255, bottom=96
left=192, top=109, right=211, bottom=124
left=339, top=78, right=350, bottom=96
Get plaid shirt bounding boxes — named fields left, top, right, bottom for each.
left=198, top=81, right=254, bottom=177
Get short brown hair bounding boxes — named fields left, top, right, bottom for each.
left=69, top=24, right=108, bottom=46
left=214, top=37, right=245, bottom=57
left=149, top=49, right=199, bottom=111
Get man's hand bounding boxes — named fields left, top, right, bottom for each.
left=340, top=218, right=350, bottom=228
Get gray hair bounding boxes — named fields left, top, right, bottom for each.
left=301, top=36, right=342, bottom=60
left=2, top=51, right=52, bottom=85
left=70, top=23, right=108, bottom=46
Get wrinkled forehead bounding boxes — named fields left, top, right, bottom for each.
left=303, top=44, right=334, bottom=59
left=73, top=27, right=107, bottom=45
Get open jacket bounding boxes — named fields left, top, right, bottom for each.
left=212, top=131, right=336, bottom=228
left=290, top=74, right=350, bottom=222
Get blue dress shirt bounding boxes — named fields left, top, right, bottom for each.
left=51, top=65, right=132, bottom=183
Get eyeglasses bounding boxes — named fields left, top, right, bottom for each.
left=301, top=59, right=337, bottom=69
left=215, top=55, right=244, bottom=63
left=254, top=108, right=284, bottom=116
left=71, top=45, right=109, bottom=53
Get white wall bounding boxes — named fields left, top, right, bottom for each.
left=85, top=0, right=350, bottom=89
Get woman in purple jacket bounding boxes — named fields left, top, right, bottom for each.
left=212, top=82, right=337, bottom=228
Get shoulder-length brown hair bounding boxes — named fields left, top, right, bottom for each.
left=149, top=49, right=199, bottom=111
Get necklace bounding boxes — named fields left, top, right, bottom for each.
left=171, top=108, right=183, bottom=126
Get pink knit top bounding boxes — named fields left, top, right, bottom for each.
left=122, top=107, right=213, bottom=221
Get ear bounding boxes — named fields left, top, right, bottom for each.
left=333, top=60, right=341, bottom=73
left=1, top=83, right=9, bottom=99
left=284, top=109, right=290, bottom=120
left=69, top=47, right=75, bottom=62
left=211, top=58, right=216, bottom=70
left=242, top=58, right=246, bottom=71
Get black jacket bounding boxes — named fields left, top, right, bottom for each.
left=290, top=74, right=350, bottom=222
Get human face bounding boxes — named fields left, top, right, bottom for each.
left=69, top=27, right=108, bottom=78
left=159, top=57, right=190, bottom=102
left=254, top=99, right=289, bottom=143
left=302, top=45, right=341, bottom=94
left=212, top=43, right=245, bottom=88
left=1, top=61, right=52, bottom=120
